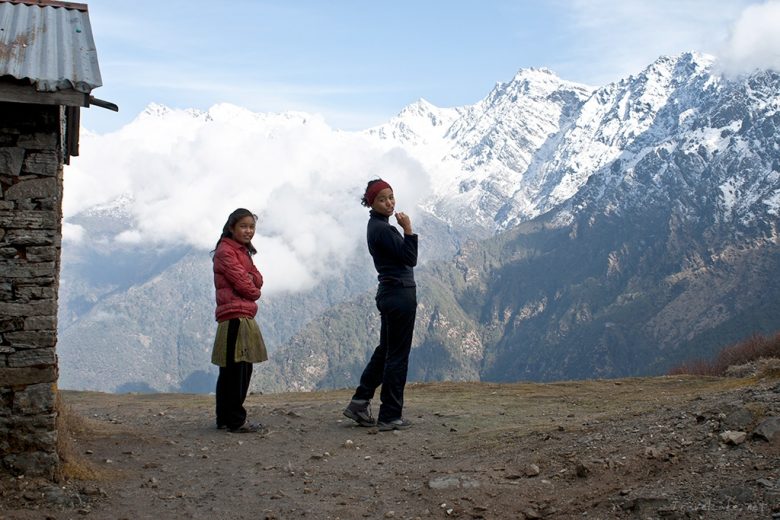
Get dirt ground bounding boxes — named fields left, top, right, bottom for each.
left=1, top=375, right=779, bottom=519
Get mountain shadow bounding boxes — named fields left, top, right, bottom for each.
left=115, top=381, right=157, bottom=394
left=178, top=369, right=218, bottom=394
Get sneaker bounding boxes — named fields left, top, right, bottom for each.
left=377, top=418, right=412, bottom=431
left=227, top=421, right=264, bottom=433
left=343, top=399, right=375, bottom=426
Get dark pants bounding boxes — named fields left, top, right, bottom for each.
left=215, top=318, right=253, bottom=429
left=352, top=285, right=417, bottom=423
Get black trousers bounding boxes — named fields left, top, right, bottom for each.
left=352, top=285, right=417, bottom=423
left=215, top=318, right=253, bottom=429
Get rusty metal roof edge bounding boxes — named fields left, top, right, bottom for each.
left=0, top=0, right=102, bottom=94
left=0, top=0, right=88, bottom=12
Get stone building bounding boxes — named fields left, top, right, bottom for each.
left=0, top=0, right=113, bottom=478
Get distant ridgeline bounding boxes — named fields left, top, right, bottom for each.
left=57, top=53, right=780, bottom=393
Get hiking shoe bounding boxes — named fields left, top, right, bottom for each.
left=227, top=421, right=264, bottom=433
left=377, top=418, right=412, bottom=431
left=343, top=399, right=375, bottom=426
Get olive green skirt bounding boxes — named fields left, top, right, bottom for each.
left=211, top=317, right=268, bottom=367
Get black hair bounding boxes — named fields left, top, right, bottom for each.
left=211, top=208, right=258, bottom=256
left=361, top=178, right=384, bottom=207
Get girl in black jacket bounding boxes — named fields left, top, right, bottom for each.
left=344, top=179, right=418, bottom=431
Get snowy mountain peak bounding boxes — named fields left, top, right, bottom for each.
left=512, top=66, right=557, bottom=79
left=136, top=102, right=321, bottom=130
left=398, top=98, right=438, bottom=116
left=487, top=67, right=594, bottom=103
left=508, top=66, right=573, bottom=89
left=623, top=52, right=716, bottom=89
left=141, top=102, right=174, bottom=119
left=675, top=51, right=716, bottom=71
left=367, top=97, right=462, bottom=145
left=205, top=103, right=325, bottom=130
left=83, top=193, right=135, bottom=218
left=136, top=103, right=210, bottom=124
left=206, top=102, right=252, bottom=118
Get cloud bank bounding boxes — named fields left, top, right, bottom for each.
left=559, top=0, right=753, bottom=85
left=718, top=0, right=780, bottom=75
left=65, top=104, right=429, bottom=294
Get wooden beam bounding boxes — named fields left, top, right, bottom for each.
left=65, top=105, right=80, bottom=163
left=0, top=83, right=88, bottom=107
left=88, top=96, right=119, bottom=112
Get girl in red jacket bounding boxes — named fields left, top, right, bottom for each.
left=211, top=208, right=267, bottom=433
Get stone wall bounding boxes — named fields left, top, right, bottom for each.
left=0, top=101, right=64, bottom=479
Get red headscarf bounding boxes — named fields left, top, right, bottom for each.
left=365, top=180, right=392, bottom=206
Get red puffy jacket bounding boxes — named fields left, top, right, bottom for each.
left=213, top=237, right=263, bottom=321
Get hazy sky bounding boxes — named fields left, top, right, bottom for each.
left=82, top=0, right=777, bottom=134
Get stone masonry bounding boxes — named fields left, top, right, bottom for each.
left=0, top=101, right=65, bottom=479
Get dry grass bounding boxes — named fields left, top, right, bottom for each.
left=402, top=377, right=750, bottom=452
left=669, top=331, right=780, bottom=377
left=755, top=357, right=780, bottom=379
left=55, top=390, right=105, bottom=481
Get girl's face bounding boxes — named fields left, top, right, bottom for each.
left=230, top=215, right=256, bottom=245
left=371, top=188, right=395, bottom=216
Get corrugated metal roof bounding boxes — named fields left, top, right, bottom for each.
left=0, top=0, right=102, bottom=93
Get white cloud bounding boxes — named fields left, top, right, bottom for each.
left=559, top=0, right=756, bottom=84
left=718, top=0, right=780, bottom=75
left=65, top=104, right=429, bottom=294
left=62, top=222, right=85, bottom=244
left=115, top=230, right=143, bottom=244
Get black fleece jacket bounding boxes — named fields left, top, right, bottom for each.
left=367, top=210, right=418, bottom=287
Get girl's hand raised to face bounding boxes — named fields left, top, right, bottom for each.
left=394, top=212, right=413, bottom=235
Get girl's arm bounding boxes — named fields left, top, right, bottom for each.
left=215, top=249, right=261, bottom=300
left=249, top=265, right=263, bottom=289
left=376, top=225, right=418, bottom=267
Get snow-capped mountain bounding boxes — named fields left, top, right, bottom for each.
left=58, top=52, right=780, bottom=392
left=560, top=52, right=780, bottom=228
left=258, top=53, right=780, bottom=390
left=369, top=52, right=778, bottom=234
left=368, top=68, right=595, bottom=233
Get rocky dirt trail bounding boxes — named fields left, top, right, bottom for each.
left=1, top=375, right=779, bottom=519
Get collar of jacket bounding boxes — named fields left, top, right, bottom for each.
left=220, top=237, right=250, bottom=254
left=369, top=209, right=389, bottom=222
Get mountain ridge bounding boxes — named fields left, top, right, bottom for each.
left=252, top=52, right=780, bottom=391
left=57, top=51, right=780, bottom=393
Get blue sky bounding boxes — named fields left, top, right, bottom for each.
left=83, top=0, right=774, bottom=134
